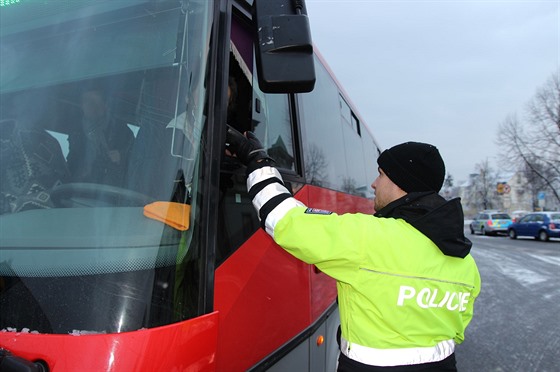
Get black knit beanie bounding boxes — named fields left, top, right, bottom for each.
left=377, top=142, right=446, bottom=193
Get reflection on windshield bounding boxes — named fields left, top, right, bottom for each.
left=0, top=0, right=212, bottom=334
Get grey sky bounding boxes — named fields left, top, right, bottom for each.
left=305, top=0, right=559, bottom=183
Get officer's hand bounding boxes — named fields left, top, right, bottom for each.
left=226, top=125, right=271, bottom=166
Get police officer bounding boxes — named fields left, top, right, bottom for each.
left=226, top=127, right=481, bottom=371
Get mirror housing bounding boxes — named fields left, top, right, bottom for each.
left=253, top=0, right=315, bottom=93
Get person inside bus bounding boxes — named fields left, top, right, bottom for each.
left=226, top=76, right=238, bottom=124
left=225, top=128, right=481, bottom=372
left=218, top=73, right=260, bottom=262
left=67, top=86, right=134, bottom=187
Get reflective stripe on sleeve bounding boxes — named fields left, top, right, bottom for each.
left=247, top=165, right=305, bottom=237
left=247, top=166, right=283, bottom=190
left=341, top=337, right=455, bottom=367
left=264, top=197, right=305, bottom=237
left=252, top=182, right=291, bottom=213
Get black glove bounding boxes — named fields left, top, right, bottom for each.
left=226, top=125, right=273, bottom=167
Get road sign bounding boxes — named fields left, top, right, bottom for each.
left=496, top=182, right=510, bottom=194
left=497, top=183, right=504, bottom=194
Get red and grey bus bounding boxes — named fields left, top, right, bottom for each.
left=0, top=0, right=381, bottom=370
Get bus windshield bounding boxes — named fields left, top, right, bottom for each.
left=0, top=0, right=213, bottom=334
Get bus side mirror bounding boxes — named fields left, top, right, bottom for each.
left=253, top=0, right=315, bottom=93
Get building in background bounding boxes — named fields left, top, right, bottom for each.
left=457, top=171, right=559, bottom=218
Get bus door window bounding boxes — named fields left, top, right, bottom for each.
left=216, top=35, right=259, bottom=264
left=216, top=51, right=296, bottom=265
left=227, top=44, right=253, bottom=133
left=217, top=12, right=297, bottom=263
left=216, top=10, right=298, bottom=264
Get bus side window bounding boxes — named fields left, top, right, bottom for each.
left=299, top=55, right=377, bottom=197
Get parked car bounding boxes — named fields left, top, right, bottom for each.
left=470, top=211, right=512, bottom=236
left=511, top=210, right=530, bottom=223
left=508, top=212, right=560, bottom=241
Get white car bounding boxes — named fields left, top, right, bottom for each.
left=470, top=211, right=513, bottom=236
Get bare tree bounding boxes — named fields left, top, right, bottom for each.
left=518, top=159, right=556, bottom=210
left=443, top=173, right=454, bottom=189
left=342, top=177, right=358, bottom=195
left=467, top=159, right=501, bottom=211
left=304, top=143, right=327, bottom=187
left=441, top=173, right=455, bottom=200
left=498, top=72, right=560, bottom=204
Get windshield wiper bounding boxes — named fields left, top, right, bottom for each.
left=0, top=349, right=47, bottom=372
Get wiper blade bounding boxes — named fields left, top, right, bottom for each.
left=0, top=349, right=47, bottom=372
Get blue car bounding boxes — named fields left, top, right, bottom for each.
left=508, top=212, right=560, bottom=241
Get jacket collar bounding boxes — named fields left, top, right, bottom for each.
left=375, top=192, right=472, bottom=258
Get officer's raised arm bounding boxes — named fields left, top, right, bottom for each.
left=226, top=126, right=481, bottom=372
left=225, top=125, right=306, bottom=236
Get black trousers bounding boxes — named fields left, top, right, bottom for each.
left=337, top=352, right=457, bottom=372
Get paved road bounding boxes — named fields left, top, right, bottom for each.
left=455, top=230, right=560, bottom=372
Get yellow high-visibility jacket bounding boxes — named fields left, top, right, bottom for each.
left=248, top=165, right=481, bottom=366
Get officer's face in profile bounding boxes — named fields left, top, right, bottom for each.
left=371, top=168, right=406, bottom=211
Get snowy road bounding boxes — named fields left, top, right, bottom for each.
left=455, top=232, right=560, bottom=372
